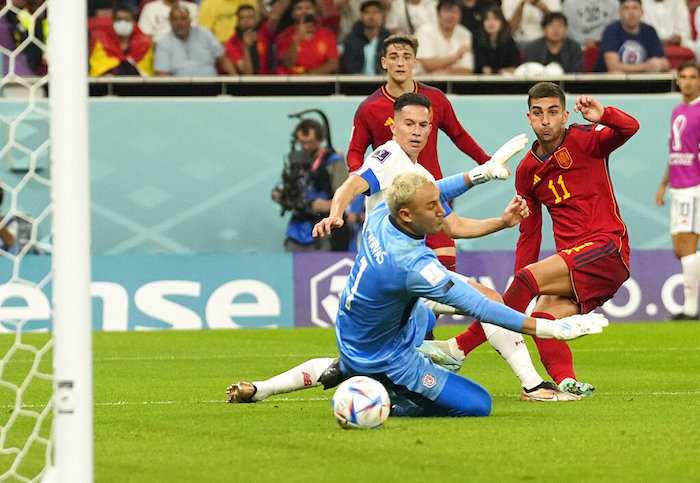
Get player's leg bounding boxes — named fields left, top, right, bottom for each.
left=422, top=278, right=578, bottom=400
left=374, top=356, right=492, bottom=417
left=427, top=233, right=457, bottom=339
left=669, top=187, right=700, bottom=320
left=226, top=357, right=336, bottom=403
left=529, top=294, right=580, bottom=387
left=535, top=242, right=629, bottom=396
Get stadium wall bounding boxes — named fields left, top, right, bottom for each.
left=0, top=94, right=679, bottom=326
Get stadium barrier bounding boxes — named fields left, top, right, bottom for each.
left=0, top=250, right=686, bottom=328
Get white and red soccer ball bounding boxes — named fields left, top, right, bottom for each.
left=332, top=376, right=391, bottom=429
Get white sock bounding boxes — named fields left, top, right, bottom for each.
left=252, top=357, right=335, bottom=401
left=481, top=322, right=543, bottom=390
left=681, top=252, right=700, bottom=316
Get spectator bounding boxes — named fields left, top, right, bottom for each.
left=523, top=11, right=583, bottom=72
left=415, top=0, right=474, bottom=74
left=275, top=0, right=339, bottom=74
left=336, top=0, right=391, bottom=42
left=459, top=0, right=496, bottom=35
left=272, top=119, right=349, bottom=252
left=500, top=0, right=561, bottom=47
left=0, top=186, right=17, bottom=255
left=594, top=0, right=669, bottom=72
left=89, top=4, right=154, bottom=76
left=138, top=0, right=199, bottom=44
left=224, top=5, right=270, bottom=73
left=272, top=0, right=327, bottom=36
left=153, top=5, right=236, bottom=75
left=7, top=0, right=47, bottom=75
left=384, top=0, right=438, bottom=35
left=641, top=0, right=692, bottom=49
left=199, top=0, right=258, bottom=44
left=341, top=0, right=392, bottom=73
left=473, top=4, right=520, bottom=73
left=562, top=0, right=619, bottom=49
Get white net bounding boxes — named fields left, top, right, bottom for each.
left=0, top=2, right=55, bottom=481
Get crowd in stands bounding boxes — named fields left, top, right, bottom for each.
left=2, top=0, right=700, bottom=76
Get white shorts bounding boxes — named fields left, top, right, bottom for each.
left=670, top=185, right=700, bottom=235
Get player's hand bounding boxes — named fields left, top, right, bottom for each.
left=468, top=133, right=528, bottom=185
left=312, top=216, right=344, bottom=237
left=574, top=96, right=604, bottom=123
left=500, top=194, right=529, bottom=227
left=654, top=185, right=666, bottom=206
left=535, top=313, right=609, bottom=341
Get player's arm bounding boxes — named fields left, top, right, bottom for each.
left=575, top=97, right=640, bottom=157
left=440, top=194, right=528, bottom=239
left=655, top=166, right=670, bottom=207
left=313, top=175, right=369, bottom=237
left=513, top=168, right=543, bottom=271
left=346, top=107, right=372, bottom=172
left=408, top=263, right=608, bottom=340
left=437, top=94, right=490, bottom=164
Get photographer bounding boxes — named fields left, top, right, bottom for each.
left=273, top=119, right=349, bottom=252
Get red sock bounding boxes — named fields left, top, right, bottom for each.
left=531, top=312, right=576, bottom=384
left=503, top=267, right=539, bottom=312
left=437, top=255, right=456, bottom=272
left=455, top=320, right=487, bottom=355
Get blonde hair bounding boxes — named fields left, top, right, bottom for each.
left=386, top=172, right=433, bottom=217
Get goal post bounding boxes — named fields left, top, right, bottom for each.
left=48, top=1, right=94, bottom=482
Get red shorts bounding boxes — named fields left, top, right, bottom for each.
left=426, top=231, right=455, bottom=251
left=557, top=239, right=630, bottom=313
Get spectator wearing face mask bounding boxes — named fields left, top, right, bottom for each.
left=89, top=4, right=154, bottom=76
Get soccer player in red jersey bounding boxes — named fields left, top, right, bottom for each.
left=435, top=82, right=640, bottom=397
left=347, top=34, right=490, bottom=271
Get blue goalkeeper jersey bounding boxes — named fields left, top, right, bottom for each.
left=335, top=201, right=528, bottom=374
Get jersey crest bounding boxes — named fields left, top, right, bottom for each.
left=554, top=147, right=573, bottom=169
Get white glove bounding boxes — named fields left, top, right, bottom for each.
left=535, top=313, right=609, bottom=341
left=468, top=133, right=529, bottom=185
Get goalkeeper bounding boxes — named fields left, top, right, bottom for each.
left=330, top=171, right=607, bottom=417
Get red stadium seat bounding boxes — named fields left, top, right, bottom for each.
left=665, top=45, right=695, bottom=71
left=583, top=44, right=599, bottom=73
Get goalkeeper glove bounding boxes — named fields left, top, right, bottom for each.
left=468, top=133, right=529, bottom=185
left=535, top=313, right=609, bottom=341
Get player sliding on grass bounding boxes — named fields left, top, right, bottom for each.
left=432, top=83, right=640, bottom=397
left=230, top=171, right=608, bottom=416
left=226, top=93, right=582, bottom=404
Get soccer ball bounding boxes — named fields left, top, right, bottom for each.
left=332, top=376, right=391, bottom=429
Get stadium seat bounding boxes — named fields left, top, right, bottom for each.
left=665, top=45, right=695, bottom=71
left=583, top=45, right=599, bottom=73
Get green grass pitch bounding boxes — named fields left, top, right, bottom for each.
left=1, top=322, right=699, bottom=482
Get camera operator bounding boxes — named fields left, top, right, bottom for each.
left=272, top=119, right=349, bottom=252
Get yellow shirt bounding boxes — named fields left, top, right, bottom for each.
left=198, top=0, right=258, bottom=43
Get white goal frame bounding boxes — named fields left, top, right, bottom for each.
left=48, top=2, right=93, bottom=482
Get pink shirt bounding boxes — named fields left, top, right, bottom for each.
left=669, top=97, right=700, bottom=189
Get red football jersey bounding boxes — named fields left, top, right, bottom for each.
left=347, top=81, right=489, bottom=178
left=514, top=107, right=640, bottom=272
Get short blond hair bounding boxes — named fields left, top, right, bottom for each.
left=386, top=172, right=433, bottom=217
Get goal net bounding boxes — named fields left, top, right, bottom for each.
left=0, top=2, right=92, bottom=482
